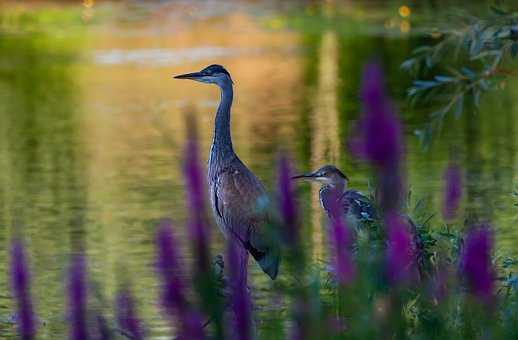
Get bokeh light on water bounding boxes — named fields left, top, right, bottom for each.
left=0, top=1, right=516, bottom=338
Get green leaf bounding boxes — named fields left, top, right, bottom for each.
left=461, top=67, right=476, bottom=79
left=407, top=87, right=418, bottom=97
left=473, top=88, right=481, bottom=107
left=471, top=50, right=501, bottom=60
left=401, top=58, right=415, bottom=71
left=490, top=6, right=508, bottom=16
left=511, top=43, right=518, bottom=57
left=431, top=109, right=447, bottom=120
left=434, top=75, right=455, bottom=83
left=479, top=79, right=489, bottom=90
left=453, top=95, right=463, bottom=119
left=413, top=80, right=440, bottom=89
left=412, top=45, right=432, bottom=55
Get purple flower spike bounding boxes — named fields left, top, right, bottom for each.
left=68, top=255, right=88, bottom=340
left=460, top=225, right=494, bottom=304
left=385, top=213, right=415, bottom=284
left=227, top=241, right=253, bottom=340
left=115, top=288, right=144, bottom=340
left=155, top=220, right=205, bottom=339
left=350, top=63, right=403, bottom=170
left=326, top=195, right=355, bottom=285
left=183, top=121, right=210, bottom=271
left=349, top=63, right=405, bottom=210
left=442, top=163, right=463, bottom=221
left=329, top=217, right=355, bottom=285
left=278, top=154, right=298, bottom=245
left=10, top=239, right=36, bottom=340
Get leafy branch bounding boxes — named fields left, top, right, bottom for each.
left=402, top=6, right=518, bottom=149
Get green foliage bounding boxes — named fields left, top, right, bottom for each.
left=402, top=6, right=518, bottom=149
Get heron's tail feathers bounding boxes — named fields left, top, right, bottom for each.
left=244, top=234, right=280, bottom=280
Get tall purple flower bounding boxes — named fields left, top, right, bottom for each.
left=227, top=241, right=253, bottom=340
left=155, top=219, right=205, bottom=339
left=183, top=120, right=210, bottom=272
left=459, top=225, right=494, bottom=304
left=115, top=287, right=144, bottom=340
left=68, top=255, right=88, bottom=340
left=278, top=154, right=298, bottom=246
left=10, top=239, right=36, bottom=340
left=442, top=163, right=463, bottom=221
left=350, top=63, right=403, bottom=170
left=349, top=63, right=405, bottom=210
left=385, top=213, right=415, bottom=284
left=326, top=193, right=355, bottom=285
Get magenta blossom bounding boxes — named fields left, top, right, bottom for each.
left=227, top=241, right=253, bottom=340
left=115, top=287, right=144, bottom=340
left=278, top=154, right=299, bottom=246
left=326, top=191, right=355, bottom=285
left=385, top=213, right=415, bottom=284
left=349, top=63, right=405, bottom=211
left=10, top=239, right=36, bottom=340
left=349, top=63, right=403, bottom=170
left=460, top=225, right=494, bottom=304
left=183, top=124, right=211, bottom=272
left=155, top=219, right=205, bottom=339
left=442, top=163, right=463, bottom=221
left=68, top=255, right=88, bottom=340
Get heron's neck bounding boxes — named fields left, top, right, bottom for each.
left=212, top=82, right=234, bottom=159
left=322, top=181, right=345, bottom=195
left=320, top=183, right=345, bottom=218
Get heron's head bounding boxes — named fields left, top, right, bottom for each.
left=174, top=64, right=233, bottom=87
left=292, top=165, right=349, bottom=188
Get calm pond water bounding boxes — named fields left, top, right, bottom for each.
left=0, top=1, right=516, bottom=338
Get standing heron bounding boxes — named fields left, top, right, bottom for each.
left=292, top=165, right=376, bottom=227
left=174, top=64, right=279, bottom=282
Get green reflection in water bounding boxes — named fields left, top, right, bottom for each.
left=0, top=28, right=85, bottom=340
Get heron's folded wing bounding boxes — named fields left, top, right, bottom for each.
left=342, top=190, right=377, bottom=221
left=214, top=164, right=279, bottom=279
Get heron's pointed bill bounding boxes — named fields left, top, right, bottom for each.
left=291, top=172, right=318, bottom=180
left=173, top=71, right=204, bottom=80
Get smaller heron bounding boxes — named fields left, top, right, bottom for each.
left=292, top=165, right=376, bottom=226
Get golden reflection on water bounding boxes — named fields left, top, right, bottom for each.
left=310, top=30, right=340, bottom=260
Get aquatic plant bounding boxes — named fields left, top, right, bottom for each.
left=115, top=287, right=144, bottom=340
left=183, top=118, right=225, bottom=338
left=155, top=219, right=205, bottom=339
left=350, top=63, right=405, bottom=212
left=278, top=154, right=299, bottom=246
left=226, top=241, right=253, bottom=340
left=460, top=225, right=495, bottom=305
left=325, top=191, right=355, bottom=285
left=68, top=255, right=88, bottom=340
left=384, top=213, right=416, bottom=284
left=442, top=162, right=463, bottom=221
left=10, top=239, right=36, bottom=340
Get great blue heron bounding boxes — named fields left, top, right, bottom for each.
left=292, top=165, right=376, bottom=226
left=174, top=64, right=279, bottom=282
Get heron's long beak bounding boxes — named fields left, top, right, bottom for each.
left=291, top=172, right=318, bottom=180
left=173, top=71, right=203, bottom=80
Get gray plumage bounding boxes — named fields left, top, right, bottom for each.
left=293, top=165, right=376, bottom=225
left=174, top=64, right=279, bottom=280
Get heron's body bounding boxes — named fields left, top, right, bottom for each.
left=175, top=65, right=279, bottom=281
